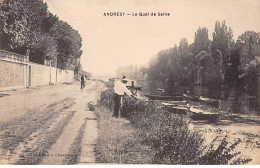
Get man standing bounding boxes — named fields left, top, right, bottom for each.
left=113, top=76, right=138, bottom=118
left=80, top=75, right=85, bottom=90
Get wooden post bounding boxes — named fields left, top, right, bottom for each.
left=55, top=56, right=58, bottom=83
left=26, top=49, right=30, bottom=88
left=119, top=96, right=123, bottom=117
left=49, top=59, right=52, bottom=85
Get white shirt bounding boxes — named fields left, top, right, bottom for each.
left=114, top=80, right=132, bottom=96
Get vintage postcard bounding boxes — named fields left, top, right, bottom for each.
left=0, top=0, right=259, bottom=166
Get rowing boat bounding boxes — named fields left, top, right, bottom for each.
left=189, top=106, right=220, bottom=122
left=182, top=94, right=200, bottom=102
left=165, top=106, right=188, bottom=115
left=145, top=94, right=183, bottom=101
left=199, top=96, right=220, bottom=108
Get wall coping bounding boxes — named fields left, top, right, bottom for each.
left=0, top=49, right=29, bottom=64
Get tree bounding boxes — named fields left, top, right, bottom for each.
left=237, top=31, right=260, bottom=73
left=193, top=27, right=211, bottom=56
left=0, top=0, right=82, bottom=69
left=178, top=38, right=193, bottom=85
left=51, top=20, right=82, bottom=69
left=211, top=20, right=234, bottom=84
left=226, top=45, right=241, bottom=87
left=0, top=0, right=48, bottom=54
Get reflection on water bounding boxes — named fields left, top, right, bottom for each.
left=192, top=85, right=259, bottom=115
left=142, top=80, right=259, bottom=115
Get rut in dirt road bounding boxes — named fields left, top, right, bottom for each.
left=40, top=81, right=103, bottom=165
left=0, top=97, right=76, bottom=164
left=0, top=81, right=105, bottom=165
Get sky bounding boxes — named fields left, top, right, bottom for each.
left=43, top=0, right=260, bottom=76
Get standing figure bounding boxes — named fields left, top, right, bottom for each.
left=113, top=76, right=138, bottom=118
left=80, top=75, right=85, bottom=90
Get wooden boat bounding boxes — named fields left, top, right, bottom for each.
left=145, top=94, right=183, bottom=101
left=165, top=106, right=188, bottom=115
left=199, top=96, right=220, bottom=108
left=182, top=94, right=200, bottom=102
left=162, top=100, right=187, bottom=106
left=162, top=102, right=178, bottom=107
left=183, top=94, right=220, bottom=108
left=126, top=86, right=142, bottom=90
left=172, top=100, right=187, bottom=104
left=189, top=106, right=220, bottom=122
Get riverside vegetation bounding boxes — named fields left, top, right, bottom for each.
left=95, top=86, right=252, bottom=165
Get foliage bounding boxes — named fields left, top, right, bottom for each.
left=199, top=136, right=252, bottom=165
left=116, top=65, right=148, bottom=80
left=98, top=86, right=251, bottom=164
left=0, top=0, right=48, bottom=53
left=0, top=0, right=82, bottom=69
left=98, top=88, right=114, bottom=111
left=193, top=27, right=211, bottom=55
left=50, top=20, right=82, bottom=69
left=237, top=31, right=260, bottom=74
left=115, top=21, right=259, bottom=114
left=146, top=42, right=194, bottom=95
left=95, top=106, right=155, bottom=164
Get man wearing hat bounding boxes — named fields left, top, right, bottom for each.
left=113, top=75, right=138, bottom=118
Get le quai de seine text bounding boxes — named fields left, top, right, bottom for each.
left=103, top=12, right=171, bottom=17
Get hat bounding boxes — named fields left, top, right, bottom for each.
left=121, top=75, right=128, bottom=82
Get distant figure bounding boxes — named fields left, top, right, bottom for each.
left=113, top=76, right=138, bottom=118
left=81, top=75, right=85, bottom=90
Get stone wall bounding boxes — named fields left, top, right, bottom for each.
left=0, top=50, right=28, bottom=90
left=29, top=63, right=50, bottom=86
left=0, top=50, right=74, bottom=91
left=57, top=69, right=74, bottom=83
left=29, top=63, right=74, bottom=87
left=0, top=61, right=25, bottom=89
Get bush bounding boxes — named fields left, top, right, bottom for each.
left=199, top=136, right=252, bottom=165
left=98, top=89, right=114, bottom=111
left=98, top=84, right=251, bottom=165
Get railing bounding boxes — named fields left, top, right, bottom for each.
left=0, top=49, right=29, bottom=64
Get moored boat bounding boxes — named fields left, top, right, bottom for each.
left=199, top=96, right=220, bottom=108
left=164, top=106, right=188, bottom=115
left=145, top=94, right=183, bottom=101
left=183, top=94, right=220, bottom=108
left=182, top=94, right=200, bottom=102
left=189, top=106, right=220, bottom=122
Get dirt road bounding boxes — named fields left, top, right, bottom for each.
left=0, top=80, right=105, bottom=165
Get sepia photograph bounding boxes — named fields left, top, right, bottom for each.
left=0, top=0, right=260, bottom=166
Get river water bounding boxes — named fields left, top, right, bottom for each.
left=139, top=80, right=259, bottom=115
left=192, top=85, right=259, bottom=115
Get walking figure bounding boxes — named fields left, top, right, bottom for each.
left=80, top=75, right=85, bottom=90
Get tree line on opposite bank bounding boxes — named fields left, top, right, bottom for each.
left=0, top=0, right=82, bottom=70
left=116, top=21, right=260, bottom=114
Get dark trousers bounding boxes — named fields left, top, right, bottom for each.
left=81, top=82, right=85, bottom=90
left=113, top=93, right=122, bottom=117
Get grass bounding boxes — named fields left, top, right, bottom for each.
left=96, top=87, right=252, bottom=165
left=95, top=106, right=155, bottom=164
